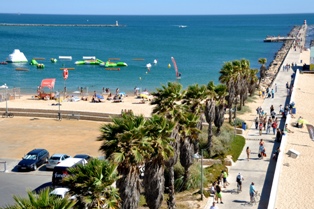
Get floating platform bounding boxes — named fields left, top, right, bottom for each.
left=105, top=68, right=120, bottom=71
left=59, top=56, right=72, bottom=60
left=32, top=57, right=45, bottom=60
left=108, top=58, right=120, bottom=60
left=133, top=58, right=144, bottom=61
left=264, top=36, right=295, bottom=42
left=60, top=68, right=75, bottom=70
left=15, top=68, right=29, bottom=71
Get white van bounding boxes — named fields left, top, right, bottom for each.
left=52, top=157, right=87, bottom=187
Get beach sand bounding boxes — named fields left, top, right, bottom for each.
left=0, top=95, right=154, bottom=160
left=275, top=73, right=314, bottom=208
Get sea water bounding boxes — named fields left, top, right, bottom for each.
left=0, top=13, right=314, bottom=94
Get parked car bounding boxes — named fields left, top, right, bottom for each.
left=50, top=187, right=76, bottom=200
left=46, top=154, right=71, bottom=170
left=52, top=158, right=87, bottom=187
left=73, top=154, right=92, bottom=161
left=17, top=148, right=49, bottom=171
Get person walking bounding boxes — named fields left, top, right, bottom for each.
left=236, top=173, right=244, bottom=192
left=215, top=184, right=223, bottom=204
left=259, top=122, right=263, bottom=136
left=271, top=88, right=275, bottom=98
left=246, top=146, right=250, bottom=161
left=255, top=117, right=259, bottom=129
left=210, top=202, right=219, bottom=209
left=272, top=121, right=278, bottom=135
left=250, top=182, right=256, bottom=203
left=275, top=83, right=277, bottom=92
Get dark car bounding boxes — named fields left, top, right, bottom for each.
left=73, top=154, right=92, bottom=161
left=17, top=149, right=49, bottom=171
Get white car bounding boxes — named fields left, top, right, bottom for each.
left=46, top=154, right=71, bottom=170
left=50, top=187, right=76, bottom=200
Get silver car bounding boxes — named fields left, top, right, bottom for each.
left=46, top=154, right=71, bottom=170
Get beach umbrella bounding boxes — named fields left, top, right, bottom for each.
left=140, top=94, right=149, bottom=99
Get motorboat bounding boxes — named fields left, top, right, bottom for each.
left=30, top=59, right=45, bottom=68
left=51, top=58, right=57, bottom=63
left=6, top=49, right=28, bottom=63
left=0, top=61, right=8, bottom=65
left=59, top=56, right=72, bottom=60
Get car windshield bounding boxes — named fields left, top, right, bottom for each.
left=50, top=156, right=60, bottom=160
left=23, top=154, right=37, bottom=160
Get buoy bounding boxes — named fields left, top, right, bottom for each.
left=168, top=64, right=171, bottom=68
left=146, top=72, right=148, bottom=74
left=139, top=77, right=142, bottom=80
left=153, top=59, right=158, bottom=64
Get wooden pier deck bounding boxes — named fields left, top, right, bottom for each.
left=264, top=36, right=295, bottom=42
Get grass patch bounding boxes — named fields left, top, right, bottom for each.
left=203, top=163, right=227, bottom=186
left=237, top=105, right=251, bottom=115
left=227, top=135, right=245, bottom=162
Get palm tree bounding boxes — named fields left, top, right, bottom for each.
left=63, top=158, right=120, bottom=209
left=258, top=58, right=267, bottom=84
left=3, top=188, right=76, bottom=209
left=248, top=69, right=259, bottom=96
left=143, top=115, right=175, bottom=209
left=180, top=84, right=208, bottom=189
left=213, top=83, right=227, bottom=136
left=219, top=62, right=236, bottom=123
left=150, top=82, right=183, bottom=209
left=238, top=59, right=251, bottom=110
left=178, top=111, right=201, bottom=190
left=98, top=113, right=151, bottom=209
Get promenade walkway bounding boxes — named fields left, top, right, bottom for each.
left=208, top=26, right=306, bottom=209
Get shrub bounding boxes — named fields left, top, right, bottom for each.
left=174, top=162, right=207, bottom=192
left=210, top=131, right=233, bottom=158
left=230, top=117, right=245, bottom=128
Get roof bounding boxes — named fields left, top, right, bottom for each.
left=55, top=157, right=86, bottom=168
left=28, top=148, right=48, bottom=154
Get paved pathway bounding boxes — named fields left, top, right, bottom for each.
left=210, top=26, right=306, bottom=209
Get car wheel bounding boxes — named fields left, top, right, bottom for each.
left=33, top=165, right=37, bottom=171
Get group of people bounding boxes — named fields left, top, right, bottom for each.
left=209, top=170, right=230, bottom=205
left=255, top=105, right=279, bottom=136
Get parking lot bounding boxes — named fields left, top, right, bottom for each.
left=0, top=117, right=106, bottom=206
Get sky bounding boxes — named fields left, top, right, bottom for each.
left=1, top=0, right=314, bottom=15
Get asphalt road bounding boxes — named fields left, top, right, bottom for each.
left=0, top=162, right=52, bottom=207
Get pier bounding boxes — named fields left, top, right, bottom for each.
left=0, top=23, right=125, bottom=27
left=264, top=36, right=295, bottom=42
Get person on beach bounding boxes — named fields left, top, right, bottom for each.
left=246, top=147, right=250, bottom=161
left=284, top=124, right=294, bottom=134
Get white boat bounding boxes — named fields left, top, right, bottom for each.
left=59, top=56, right=72, bottom=60
left=6, top=49, right=28, bottom=63
left=178, top=25, right=187, bottom=28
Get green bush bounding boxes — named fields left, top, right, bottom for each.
left=174, top=162, right=207, bottom=192
left=210, top=131, right=233, bottom=158
left=230, top=118, right=245, bottom=128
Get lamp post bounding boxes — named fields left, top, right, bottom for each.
left=194, top=149, right=204, bottom=200
left=200, top=149, right=204, bottom=200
